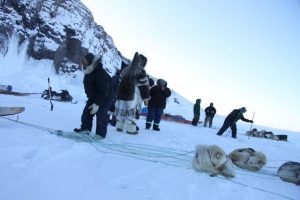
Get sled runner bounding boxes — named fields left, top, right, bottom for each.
left=0, top=107, right=25, bottom=116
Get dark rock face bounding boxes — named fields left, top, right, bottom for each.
left=0, top=0, right=123, bottom=75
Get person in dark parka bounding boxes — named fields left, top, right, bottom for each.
left=145, top=79, right=172, bottom=131
left=191, top=99, right=201, bottom=126
left=74, top=53, right=112, bottom=139
left=217, top=107, right=253, bottom=138
left=107, top=67, right=122, bottom=126
left=204, top=102, right=216, bottom=128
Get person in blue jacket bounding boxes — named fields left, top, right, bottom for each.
left=217, top=107, right=253, bottom=138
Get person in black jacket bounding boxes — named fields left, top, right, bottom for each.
left=145, top=79, right=172, bottom=131
left=74, top=53, right=112, bottom=139
left=107, top=67, right=122, bottom=126
left=204, top=102, right=216, bottom=128
left=217, top=107, right=253, bottom=138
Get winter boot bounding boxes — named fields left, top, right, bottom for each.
left=94, top=134, right=104, bottom=140
left=153, top=123, right=160, bottom=131
left=110, top=115, right=117, bottom=126
left=74, top=128, right=90, bottom=134
left=145, top=121, right=152, bottom=129
left=126, top=120, right=138, bottom=135
left=116, top=120, right=125, bottom=132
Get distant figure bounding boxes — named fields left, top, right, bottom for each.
left=217, top=107, right=253, bottom=138
left=145, top=79, right=172, bottom=131
left=74, top=53, right=112, bottom=139
left=191, top=99, right=201, bottom=126
left=204, top=103, right=216, bottom=128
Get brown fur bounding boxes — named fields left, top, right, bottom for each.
left=229, top=148, right=267, bottom=171
left=277, top=161, right=300, bottom=185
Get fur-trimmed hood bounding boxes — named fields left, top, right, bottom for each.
left=83, top=56, right=100, bottom=74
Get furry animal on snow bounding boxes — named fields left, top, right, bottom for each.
left=192, top=144, right=235, bottom=178
left=229, top=148, right=266, bottom=171
left=277, top=161, right=300, bottom=185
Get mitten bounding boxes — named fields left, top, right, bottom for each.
left=89, top=103, right=99, bottom=114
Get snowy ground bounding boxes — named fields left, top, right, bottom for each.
left=0, top=46, right=299, bottom=199
left=0, top=90, right=299, bottom=200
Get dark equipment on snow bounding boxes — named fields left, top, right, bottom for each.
left=41, top=89, right=73, bottom=103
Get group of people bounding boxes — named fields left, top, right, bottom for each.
left=191, top=99, right=216, bottom=128
left=74, top=52, right=171, bottom=139
left=191, top=98, right=253, bottom=139
left=73, top=52, right=253, bottom=140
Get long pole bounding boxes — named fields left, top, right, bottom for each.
left=48, top=77, right=53, bottom=111
left=248, top=111, right=255, bottom=139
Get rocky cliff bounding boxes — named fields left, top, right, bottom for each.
left=0, top=0, right=123, bottom=75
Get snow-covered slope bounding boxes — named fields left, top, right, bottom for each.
left=0, top=87, right=299, bottom=200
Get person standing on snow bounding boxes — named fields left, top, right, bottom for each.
left=191, top=99, right=201, bottom=126
left=204, top=102, right=216, bottom=128
left=216, top=107, right=253, bottom=138
left=74, top=53, right=112, bottom=139
left=145, top=79, right=171, bottom=131
left=115, top=52, right=150, bottom=135
left=107, top=64, right=124, bottom=126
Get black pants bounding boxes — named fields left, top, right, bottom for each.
left=191, top=114, right=200, bottom=126
left=217, top=119, right=237, bottom=138
left=81, top=99, right=110, bottom=138
left=146, top=107, right=164, bottom=128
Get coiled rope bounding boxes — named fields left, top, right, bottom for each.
left=0, top=115, right=295, bottom=200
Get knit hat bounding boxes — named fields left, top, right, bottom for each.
left=157, top=79, right=167, bottom=87
left=83, top=53, right=94, bottom=66
left=240, top=107, right=247, bottom=113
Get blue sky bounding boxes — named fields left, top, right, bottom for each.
left=81, top=0, right=300, bottom=132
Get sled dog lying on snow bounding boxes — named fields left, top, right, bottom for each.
left=192, top=144, right=235, bottom=178
left=277, top=161, right=300, bottom=185
left=229, top=148, right=266, bottom=171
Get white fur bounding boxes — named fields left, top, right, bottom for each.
left=277, top=161, right=300, bottom=185
left=229, top=148, right=267, bottom=171
left=83, top=57, right=99, bottom=74
left=192, top=144, right=235, bottom=178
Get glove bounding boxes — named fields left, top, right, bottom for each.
left=143, top=100, right=149, bottom=106
left=88, top=103, right=99, bottom=115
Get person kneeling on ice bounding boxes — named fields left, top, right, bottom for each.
left=74, top=53, right=112, bottom=139
left=145, top=79, right=171, bottom=131
left=216, top=107, right=253, bottom=139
